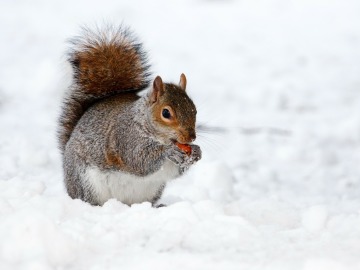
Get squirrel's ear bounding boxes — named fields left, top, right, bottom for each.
left=151, top=76, right=164, bottom=103
left=179, top=73, right=187, bottom=91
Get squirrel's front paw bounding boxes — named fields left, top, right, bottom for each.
left=166, top=144, right=201, bottom=168
left=181, top=144, right=201, bottom=173
left=166, top=147, right=188, bottom=166
left=189, top=144, right=202, bottom=163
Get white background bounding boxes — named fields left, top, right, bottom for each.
left=1, top=0, right=360, bottom=269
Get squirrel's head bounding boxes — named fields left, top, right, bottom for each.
left=149, top=74, right=197, bottom=145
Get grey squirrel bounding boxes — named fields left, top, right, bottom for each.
left=58, top=26, right=201, bottom=206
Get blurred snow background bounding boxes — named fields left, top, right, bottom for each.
left=1, top=0, right=360, bottom=269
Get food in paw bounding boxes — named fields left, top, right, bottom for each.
left=175, top=142, right=192, bottom=156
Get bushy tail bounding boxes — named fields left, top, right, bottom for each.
left=58, top=25, right=151, bottom=153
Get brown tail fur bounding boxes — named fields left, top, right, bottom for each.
left=58, top=25, right=151, bottom=152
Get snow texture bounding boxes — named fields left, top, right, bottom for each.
left=1, top=0, right=360, bottom=269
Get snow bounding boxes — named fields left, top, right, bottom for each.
left=301, top=205, right=328, bottom=233
left=1, top=0, right=360, bottom=269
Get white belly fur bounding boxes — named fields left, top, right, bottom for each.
left=85, top=160, right=179, bottom=205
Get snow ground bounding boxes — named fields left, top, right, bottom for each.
left=1, top=0, right=360, bottom=269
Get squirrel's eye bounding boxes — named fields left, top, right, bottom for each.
left=162, top=108, right=171, bottom=119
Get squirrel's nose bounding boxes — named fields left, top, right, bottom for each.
left=179, top=128, right=196, bottom=144
left=188, top=129, right=196, bottom=142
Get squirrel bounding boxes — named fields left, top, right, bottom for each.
left=58, top=26, right=202, bottom=206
